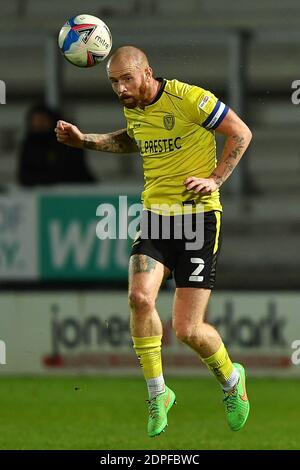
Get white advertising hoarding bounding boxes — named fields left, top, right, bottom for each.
left=0, top=291, right=299, bottom=375
left=0, top=195, right=38, bottom=279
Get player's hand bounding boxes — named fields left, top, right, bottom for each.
left=55, top=120, right=85, bottom=148
left=184, top=176, right=219, bottom=195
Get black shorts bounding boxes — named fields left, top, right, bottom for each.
left=130, top=210, right=222, bottom=289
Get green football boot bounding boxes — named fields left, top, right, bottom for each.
left=223, top=363, right=250, bottom=431
left=147, top=386, right=176, bottom=437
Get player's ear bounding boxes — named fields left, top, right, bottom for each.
left=146, top=66, right=152, bottom=80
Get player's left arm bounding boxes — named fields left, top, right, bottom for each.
left=185, top=108, right=252, bottom=194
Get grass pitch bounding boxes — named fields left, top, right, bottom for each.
left=0, top=376, right=299, bottom=450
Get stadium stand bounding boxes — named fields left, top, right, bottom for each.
left=0, top=0, right=299, bottom=288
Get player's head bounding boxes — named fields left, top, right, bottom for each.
left=107, top=46, right=154, bottom=108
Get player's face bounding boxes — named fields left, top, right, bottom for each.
left=108, top=64, right=148, bottom=109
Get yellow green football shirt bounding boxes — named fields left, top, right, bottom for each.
left=124, top=78, right=229, bottom=215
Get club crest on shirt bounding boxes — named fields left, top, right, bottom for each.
left=163, top=113, right=175, bottom=130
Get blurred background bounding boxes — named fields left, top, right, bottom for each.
left=1, top=0, right=300, bottom=288
left=0, top=0, right=299, bottom=450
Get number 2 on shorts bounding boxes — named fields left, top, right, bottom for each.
left=189, top=257, right=205, bottom=282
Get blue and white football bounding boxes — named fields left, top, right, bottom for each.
left=58, top=14, right=112, bottom=67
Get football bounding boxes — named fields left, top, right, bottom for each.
left=58, top=14, right=112, bottom=67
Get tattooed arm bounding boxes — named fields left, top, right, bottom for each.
left=184, top=109, right=252, bottom=194
left=210, top=108, right=252, bottom=188
left=83, top=129, right=138, bottom=153
left=55, top=120, right=138, bottom=153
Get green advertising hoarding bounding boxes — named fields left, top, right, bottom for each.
left=40, top=194, right=141, bottom=280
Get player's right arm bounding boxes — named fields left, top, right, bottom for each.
left=55, top=120, right=138, bottom=153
